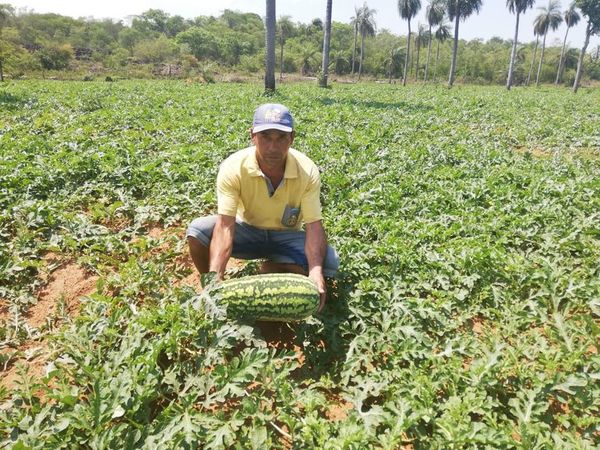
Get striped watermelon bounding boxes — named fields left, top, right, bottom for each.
left=212, top=273, right=320, bottom=321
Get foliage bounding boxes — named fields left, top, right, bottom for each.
left=1, top=81, right=599, bottom=447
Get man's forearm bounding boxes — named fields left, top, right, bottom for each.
left=209, top=216, right=235, bottom=279
left=305, top=221, right=327, bottom=274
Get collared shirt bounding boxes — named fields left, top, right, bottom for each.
left=216, top=146, right=322, bottom=230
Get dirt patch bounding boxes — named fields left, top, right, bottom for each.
left=1, top=342, right=49, bottom=390
left=29, top=261, right=98, bottom=328
left=325, top=393, right=354, bottom=421
left=514, top=146, right=552, bottom=158
left=0, top=298, right=9, bottom=322
left=471, top=317, right=484, bottom=335
left=174, top=253, right=246, bottom=289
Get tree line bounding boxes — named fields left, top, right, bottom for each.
left=0, top=1, right=598, bottom=91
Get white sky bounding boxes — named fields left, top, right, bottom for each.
left=6, top=0, right=600, bottom=50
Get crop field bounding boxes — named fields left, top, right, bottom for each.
left=1, top=80, right=599, bottom=448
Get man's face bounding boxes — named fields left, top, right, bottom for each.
left=252, top=129, right=295, bottom=171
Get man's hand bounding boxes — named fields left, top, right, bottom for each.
left=309, top=268, right=327, bottom=313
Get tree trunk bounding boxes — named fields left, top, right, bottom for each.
left=264, top=0, right=276, bottom=92
left=434, top=39, right=440, bottom=81
left=526, top=37, right=539, bottom=86
left=403, top=20, right=411, bottom=86
left=415, top=36, right=421, bottom=81
left=351, top=23, right=357, bottom=76
left=448, top=12, right=460, bottom=88
left=506, top=11, right=520, bottom=90
left=535, top=30, right=548, bottom=87
left=358, top=30, right=365, bottom=81
left=0, top=59, right=4, bottom=82
left=279, top=39, right=284, bottom=81
left=573, top=22, right=592, bottom=94
left=424, top=25, right=433, bottom=82
left=389, top=48, right=393, bottom=84
left=320, top=0, right=332, bottom=87
left=555, top=26, right=570, bottom=85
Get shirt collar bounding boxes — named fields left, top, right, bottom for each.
left=247, top=147, right=298, bottom=179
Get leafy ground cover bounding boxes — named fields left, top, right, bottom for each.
left=0, top=80, right=599, bottom=448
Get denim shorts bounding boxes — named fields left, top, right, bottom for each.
left=186, top=216, right=339, bottom=277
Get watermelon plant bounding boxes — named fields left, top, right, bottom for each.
left=0, top=80, right=599, bottom=448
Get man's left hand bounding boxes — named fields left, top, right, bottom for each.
left=308, top=268, right=326, bottom=313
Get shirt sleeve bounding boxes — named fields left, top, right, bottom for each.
left=216, top=164, right=239, bottom=217
left=300, top=165, right=322, bottom=224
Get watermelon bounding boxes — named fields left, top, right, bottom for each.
left=211, top=273, right=320, bottom=321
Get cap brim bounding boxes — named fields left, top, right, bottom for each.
left=252, top=124, right=293, bottom=133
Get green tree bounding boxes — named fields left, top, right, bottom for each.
left=573, top=0, right=600, bottom=92
left=398, top=0, right=422, bottom=86
left=506, top=0, right=536, bottom=90
left=447, top=0, right=483, bottom=87
left=357, top=3, right=376, bottom=81
left=433, top=20, right=451, bottom=81
left=350, top=6, right=361, bottom=75
left=414, top=23, right=429, bottom=80
left=534, top=0, right=563, bottom=86
left=38, top=42, right=73, bottom=70
left=0, top=3, right=15, bottom=81
left=265, top=0, right=276, bottom=92
left=526, top=20, right=544, bottom=85
left=556, top=2, right=580, bottom=84
left=277, top=16, right=294, bottom=80
left=133, top=35, right=176, bottom=63
left=424, top=0, right=445, bottom=82
left=320, top=0, right=333, bottom=87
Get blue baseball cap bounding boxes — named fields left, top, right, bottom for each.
left=252, top=103, right=294, bottom=133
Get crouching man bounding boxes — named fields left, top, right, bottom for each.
left=186, top=103, right=339, bottom=312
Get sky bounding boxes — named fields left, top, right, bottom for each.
left=6, top=0, right=600, bottom=51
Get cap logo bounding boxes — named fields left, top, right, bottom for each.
left=264, top=108, right=282, bottom=123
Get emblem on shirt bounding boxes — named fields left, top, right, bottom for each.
left=264, top=108, right=282, bottom=123
left=281, top=205, right=300, bottom=227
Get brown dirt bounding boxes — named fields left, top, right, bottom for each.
left=174, top=253, right=246, bottom=289
left=0, top=297, right=9, bottom=322
left=514, top=146, right=552, bottom=158
left=29, top=261, right=98, bottom=328
left=325, top=394, right=354, bottom=421
left=471, top=317, right=484, bottom=335
left=1, top=342, right=49, bottom=390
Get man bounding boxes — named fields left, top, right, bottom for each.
left=186, top=103, right=339, bottom=312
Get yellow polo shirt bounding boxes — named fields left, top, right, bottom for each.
left=216, top=146, right=322, bottom=230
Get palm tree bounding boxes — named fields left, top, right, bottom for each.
left=414, top=23, right=429, bottom=80
left=424, top=0, right=445, bottom=82
left=506, top=0, right=536, bottom=90
left=357, top=3, right=377, bottom=81
left=265, top=0, right=276, bottom=92
left=555, top=2, right=580, bottom=84
left=526, top=21, right=544, bottom=85
left=447, top=0, right=483, bottom=88
left=350, top=6, right=361, bottom=76
left=433, top=21, right=451, bottom=81
left=534, top=0, right=563, bottom=87
left=398, top=0, right=422, bottom=86
left=320, top=0, right=333, bottom=87
left=385, top=46, right=404, bottom=83
left=573, top=0, right=599, bottom=93
left=277, top=16, right=294, bottom=81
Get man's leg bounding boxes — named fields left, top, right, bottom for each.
left=268, top=230, right=340, bottom=278
left=188, top=235, right=209, bottom=274
left=186, top=216, right=218, bottom=275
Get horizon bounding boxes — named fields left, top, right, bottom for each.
left=4, top=0, right=600, bottom=51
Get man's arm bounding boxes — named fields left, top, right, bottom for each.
left=305, top=220, right=327, bottom=312
left=209, top=214, right=236, bottom=280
